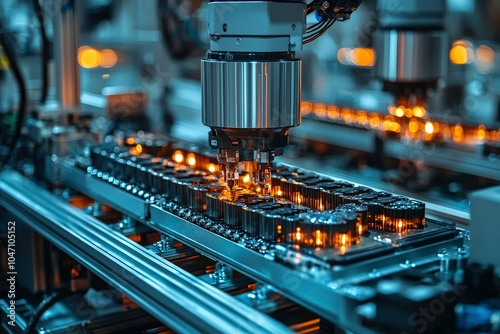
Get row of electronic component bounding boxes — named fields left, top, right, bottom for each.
left=90, top=146, right=426, bottom=252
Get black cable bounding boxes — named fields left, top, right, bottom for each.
left=0, top=20, right=28, bottom=169
left=304, top=19, right=336, bottom=45
left=305, top=19, right=329, bottom=35
left=33, top=0, right=49, bottom=104
left=24, top=290, right=73, bottom=334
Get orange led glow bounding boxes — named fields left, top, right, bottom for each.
left=277, top=189, right=283, bottom=197
left=424, top=122, right=434, bottom=134
left=315, top=230, right=323, bottom=247
left=126, top=138, right=135, bottom=145
left=78, top=46, right=101, bottom=69
left=135, top=144, right=143, bottom=154
left=243, top=174, right=251, bottom=184
left=397, top=220, right=404, bottom=233
left=476, top=45, right=495, bottom=63
left=208, top=164, right=216, bottom=173
left=100, top=49, right=118, bottom=68
left=295, top=227, right=302, bottom=241
left=173, top=150, right=184, bottom=163
left=450, top=40, right=474, bottom=65
left=350, top=48, right=375, bottom=67
left=186, top=153, right=196, bottom=167
left=369, top=115, right=380, bottom=128
left=413, top=106, right=426, bottom=118
left=341, top=234, right=347, bottom=246
left=389, top=122, right=400, bottom=132
left=302, top=100, right=500, bottom=146
left=477, top=125, right=486, bottom=140
left=297, top=195, right=303, bottom=205
left=395, top=107, right=405, bottom=117
left=409, top=121, right=419, bottom=134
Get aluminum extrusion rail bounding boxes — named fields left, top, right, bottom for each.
left=0, top=170, right=292, bottom=334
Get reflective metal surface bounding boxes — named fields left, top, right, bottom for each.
left=202, top=59, right=302, bottom=129
left=0, top=170, right=292, bottom=334
left=42, top=157, right=467, bottom=333
left=375, top=30, right=448, bottom=83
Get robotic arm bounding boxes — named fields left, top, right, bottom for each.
left=201, top=0, right=363, bottom=192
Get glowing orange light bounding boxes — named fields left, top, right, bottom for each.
left=454, top=125, right=464, bottom=136
left=243, top=174, right=251, bottom=184
left=341, top=234, right=347, bottom=246
left=358, top=224, right=363, bottom=236
left=277, top=189, right=283, bottom=197
left=126, top=138, right=135, bottom=145
left=424, top=122, right=434, bottom=134
left=350, top=48, right=376, bottom=67
left=186, top=153, right=196, bottom=167
left=450, top=41, right=474, bottom=65
left=315, top=230, right=323, bottom=246
left=173, top=150, right=184, bottom=163
left=135, top=144, right=143, bottom=154
left=476, top=124, right=486, bottom=141
left=476, top=45, right=495, bottom=63
left=208, top=164, right=216, bottom=173
left=413, top=106, right=426, bottom=118
left=100, top=48, right=118, bottom=68
left=395, top=107, right=405, bottom=117
left=297, top=195, right=302, bottom=205
left=295, top=227, right=302, bottom=241
left=390, top=122, right=400, bottom=132
left=409, top=121, right=419, bottom=134
left=397, top=220, right=404, bottom=233
left=369, top=115, right=380, bottom=128
left=78, top=46, right=101, bottom=69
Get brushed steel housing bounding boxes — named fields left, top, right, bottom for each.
left=375, top=30, right=448, bottom=83
left=201, top=59, right=302, bottom=129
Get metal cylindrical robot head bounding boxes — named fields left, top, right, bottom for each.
left=201, top=1, right=306, bottom=192
left=374, top=0, right=448, bottom=108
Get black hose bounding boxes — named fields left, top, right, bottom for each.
left=33, top=0, right=49, bottom=104
left=24, top=290, right=73, bottom=334
left=0, top=20, right=28, bottom=169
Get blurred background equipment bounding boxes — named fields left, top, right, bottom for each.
left=1, top=0, right=500, bottom=333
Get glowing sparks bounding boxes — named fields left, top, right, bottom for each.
left=395, top=107, right=405, bottom=117
left=424, top=122, right=434, bottom=134
left=186, top=153, right=196, bottom=167
left=173, top=150, right=184, bottom=163
left=295, top=227, right=302, bottom=241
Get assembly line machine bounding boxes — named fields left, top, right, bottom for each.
left=1, top=1, right=500, bottom=333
